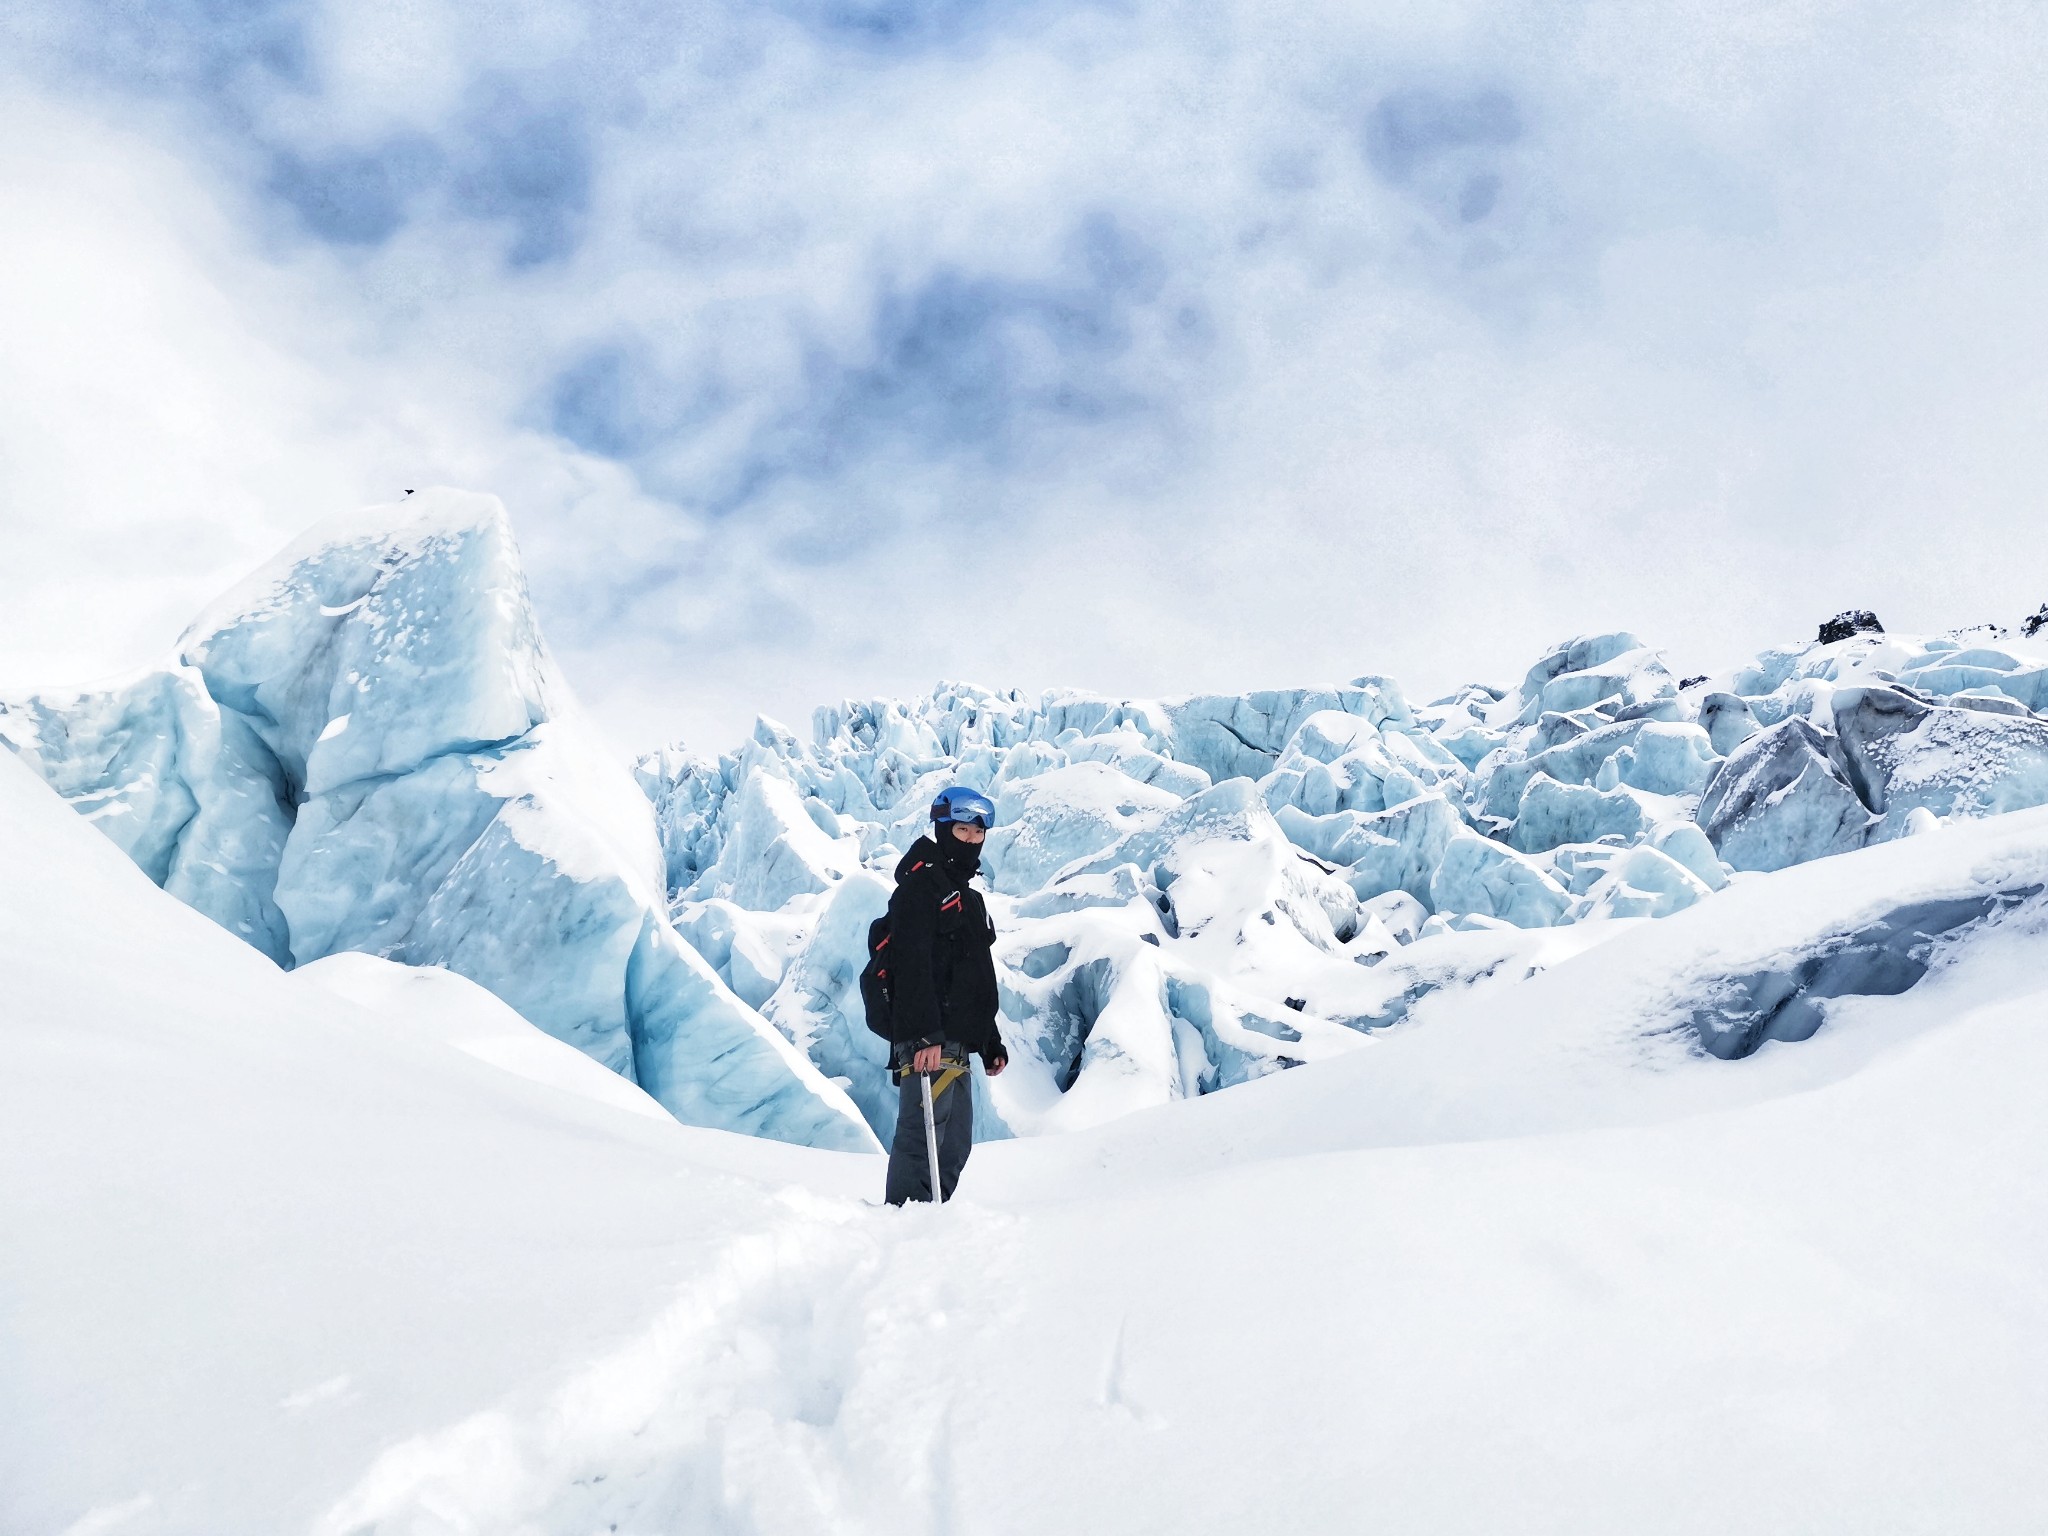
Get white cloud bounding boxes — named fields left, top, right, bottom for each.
left=3, top=1, right=2046, bottom=753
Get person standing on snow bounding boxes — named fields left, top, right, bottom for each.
left=883, top=786, right=1008, bottom=1205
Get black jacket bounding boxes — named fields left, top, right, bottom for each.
left=886, top=835, right=1004, bottom=1063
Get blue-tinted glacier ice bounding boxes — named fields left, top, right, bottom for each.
left=1830, top=685, right=2048, bottom=838
left=1696, top=718, right=1875, bottom=872
left=632, top=615, right=2048, bottom=1134
left=0, top=491, right=874, bottom=1151
left=16, top=488, right=2048, bottom=1144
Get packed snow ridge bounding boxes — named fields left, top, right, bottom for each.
left=8, top=490, right=2048, bottom=1148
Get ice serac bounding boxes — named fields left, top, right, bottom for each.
left=1164, top=680, right=1411, bottom=784
left=687, top=761, right=858, bottom=910
left=1508, top=633, right=1679, bottom=726
left=1430, top=832, right=1570, bottom=928
left=180, top=494, right=556, bottom=798
left=1696, top=718, right=1876, bottom=872
left=760, top=870, right=900, bottom=1139
left=0, top=666, right=292, bottom=961
left=1830, top=686, right=2048, bottom=839
left=5, top=490, right=875, bottom=1152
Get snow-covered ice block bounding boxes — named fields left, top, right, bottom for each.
left=5, top=491, right=877, bottom=1151
left=1605, top=722, right=1719, bottom=797
left=1698, top=692, right=1760, bottom=757
left=1648, top=820, right=1729, bottom=892
left=1163, top=682, right=1409, bottom=783
left=1575, top=845, right=1715, bottom=921
left=1507, top=633, right=1678, bottom=727
left=1430, top=832, right=1571, bottom=927
left=180, top=490, right=555, bottom=798
left=1272, top=793, right=1461, bottom=906
left=1696, top=718, right=1876, bottom=872
left=1064, top=727, right=1213, bottom=797
left=1013, top=862, right=1149, bottom=918
left=1510, top=777, right=1650, bottom=854
left=686, top=766, right=858, bottom=911
left=1831, top=685, right=2048, bottom=839
left=0, top=665, right=292, bottom=962
left=1260, top=709, right=1462, bottom=819
left=1360, top=888, right=1429, bottom=943
left=984, top=761, right=1179, bottom=897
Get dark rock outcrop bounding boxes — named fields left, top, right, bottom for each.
left=1817, top=609, right=1884, bottom=644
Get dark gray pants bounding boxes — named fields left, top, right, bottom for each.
left=885, top=1064, right=974, bottom=1205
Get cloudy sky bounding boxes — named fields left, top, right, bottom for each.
left=2, top=0, right=2044, bottom=753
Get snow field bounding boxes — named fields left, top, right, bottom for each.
left=7, top=747, right=2048, bottom=1534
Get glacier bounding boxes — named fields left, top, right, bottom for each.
left=643, top=615, right=2048, bottom=1142
left=10, top=495, right=2048, bottom=1151
left=0, top=492, right=873, bottom=1152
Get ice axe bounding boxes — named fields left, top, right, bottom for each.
left=920, top=1069, right=943, bottom=1202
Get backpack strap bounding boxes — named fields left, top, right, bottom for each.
left=905, top=856, right=963, bottom=913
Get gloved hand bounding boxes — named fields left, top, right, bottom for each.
left=982, top=1041, right=1008, bottom=1077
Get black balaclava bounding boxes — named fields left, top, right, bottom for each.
left=937, top=821, right=983, bottom=876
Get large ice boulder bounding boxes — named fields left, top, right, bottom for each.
left=1695, top=718, right=1876, bottom=873
left=1510, top=777, right=1650, bottom=854
left=1574, top=845, right=1716, bottom=921
left=0, top=666, right=292, bottom=961
left=2, top=491, right=876, bottom=1152
left=1260, top=709, right=1463, bottom=818
left=179, top=498, right=556, bottom=798
left=982, top=761, right=1180, bottom=897
left=1506, top=633, right=1680, bottom=727
left=1430, top=832, right=1571, bottom=928
left=1163, top=680, right=1411, bottom=783
left=1830, top=686, right=2048, bottom=838
left=1272, top=792, right=1462, bottom=907
left=685, top=764, right=860, bottom=910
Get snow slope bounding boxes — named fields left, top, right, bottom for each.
left=7, top=723, right=2047, bottom=1534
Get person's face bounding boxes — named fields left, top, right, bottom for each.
left=949, top=821, right=986, bottom=845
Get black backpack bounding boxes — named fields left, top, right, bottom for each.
left=858, top=914, right=897, bottom=1040
left=859, top=856, right=960, bottom=1040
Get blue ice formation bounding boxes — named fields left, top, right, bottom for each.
left=10, top=488, right=2048, bottom=1142
left=0, top=492, right=874, bottom=1152
left=636, top=614, right=2048, bottom=1135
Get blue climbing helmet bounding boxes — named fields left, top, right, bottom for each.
left=930, top=785, right=997, bottom=830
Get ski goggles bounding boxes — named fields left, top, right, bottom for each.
left=932, top=789, right=997, bottom=828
